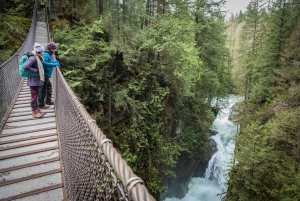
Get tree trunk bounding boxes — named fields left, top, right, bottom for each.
left=99, top=0, right=103, bottom=16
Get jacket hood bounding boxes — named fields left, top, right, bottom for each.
left=45, top=47, right=53, bottom=55
left=24, top=51, right=34, bottom=57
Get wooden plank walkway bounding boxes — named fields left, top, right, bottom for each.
left=35, top=21, right=48, bottom=47
left=0, top=22, right=64, bottom=201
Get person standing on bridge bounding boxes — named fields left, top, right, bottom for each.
left=23, top=43, right=46, bottom=118
left=38, top=42, right=60, bottom=109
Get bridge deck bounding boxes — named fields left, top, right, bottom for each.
left=0, top=22, right=64, bottom=201
left=0, top=80, right=64, bottom=201
left=35, top=21, right=48, bottom=47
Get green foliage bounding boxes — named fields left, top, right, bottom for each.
left=235, top=0, right=266, bottom=103
left=53, top=19, right=110, bottom=112
left=180, top=126, right=207, bottom=156
left=51, top=0, right=99, bottom=25
left=1, top=0, right=32, bottom=17
left=226, top=0, right=300, bottom=200
left=235, top=11, right=246, bottom=23
left=194, top=2, right=232, bottom=103
left=138, top=15, right=202, bottom=97
left=226, top=123, right=273, bottom=201
left=0, top=14, right=30, bottom=63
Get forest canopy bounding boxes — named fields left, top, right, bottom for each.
left=2, top=0, right=299, bottom=200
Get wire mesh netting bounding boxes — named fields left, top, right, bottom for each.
left=0, top=5, right=37, bottom=129
left=53, top=68, right=128, bottom=200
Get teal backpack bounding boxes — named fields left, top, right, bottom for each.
left=19, top=53, right=39, bottom=78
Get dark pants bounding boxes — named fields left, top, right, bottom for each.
left=38, top=78, right=52, bottom=107
left=30, top=86, right=43, bottom=111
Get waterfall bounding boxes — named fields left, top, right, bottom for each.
left=164, top=95, right=243, bottom=201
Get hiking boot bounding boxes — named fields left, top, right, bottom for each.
left=40, top=104, right=50, bottom=109
left=32, top=109, right=43, bottom=118
left=37, top=108, right=46, bottom=117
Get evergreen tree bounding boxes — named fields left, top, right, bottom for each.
left=251, top=0, right=289, bottom=103
left=194, top=0, right=231, bottom=106
left=226, top=0, right=300, bottom=200
left=238, top=0, right=265, bottom=103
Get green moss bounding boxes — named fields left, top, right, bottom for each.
left=0, top=14, right=30, bottom=63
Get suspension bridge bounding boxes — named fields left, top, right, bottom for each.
left=0, top=4, right=154, bottom=201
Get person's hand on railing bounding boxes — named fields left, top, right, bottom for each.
left=54, top=60, right=60, bottom=67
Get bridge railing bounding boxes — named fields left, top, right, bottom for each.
left=52, top=56, right=155, bottom=201
left=0, top=4, right=37, bottom=131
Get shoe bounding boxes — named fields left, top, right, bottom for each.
left=37, top=108, right=46, bottom=117
left=32, top=109, right=43, bottom=118
left=40, top=104, right=50, bottom=109
left=47, top=101, right=55, bottom=105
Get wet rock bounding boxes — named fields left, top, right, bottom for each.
left=160, top=153, right=199, bottom=200
left=160, top=138, right=218, bottom=200
left=208, top=128, right=218, bottom=135
left=228, top=113, right=233, bottom=121
left=211, top=106, right=220, bottom=116
left=193, top=138, right=217, bottom=177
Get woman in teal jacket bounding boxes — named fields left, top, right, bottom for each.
left=38, top=42, right=60, bottom=109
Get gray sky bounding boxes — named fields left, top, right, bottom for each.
left=224, top=0, right=251, bottom=16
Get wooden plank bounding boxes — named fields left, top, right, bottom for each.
left=18, top=93, right=31, bottom=97
left=18, top=93, right=30, bottom=96
left=6, top=114, right=56, bottom=123
left=10, top=108, right=54, bottom=114
left=19, top=92, right=30, bottom=95
left=14, top=101, right=29, bottom=105
left=0, top=157, right=60, bottom=173
left=0, top=133, right=57, bottom=145
left=13, top=104, right=31, bottom=109
left=0, top=169, right=61, bottom=187
left=3, top=121, right=56, bottom=129
left=0, top=126, right=57, bottom=138
left=9, top=111, right=54, bottom=118
left=0, top=137, right=57, bottom=151
left=16, top=97, right=30, bottom=100
left=17, top=95, right=30, bottom=98
left=19, top=90, right=30, bottom=93
left=0, top=183, right=63, bottom=201
left=15, top=97, right=30, bottom=101
left=0, top=146, right=58, bottom=160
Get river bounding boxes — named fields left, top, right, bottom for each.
left=164, top=95, right=243, bottom=201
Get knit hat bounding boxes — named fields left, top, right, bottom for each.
left=33, top=43, right=45, bottom=52
left=47, top=42, right=57, bottom=50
